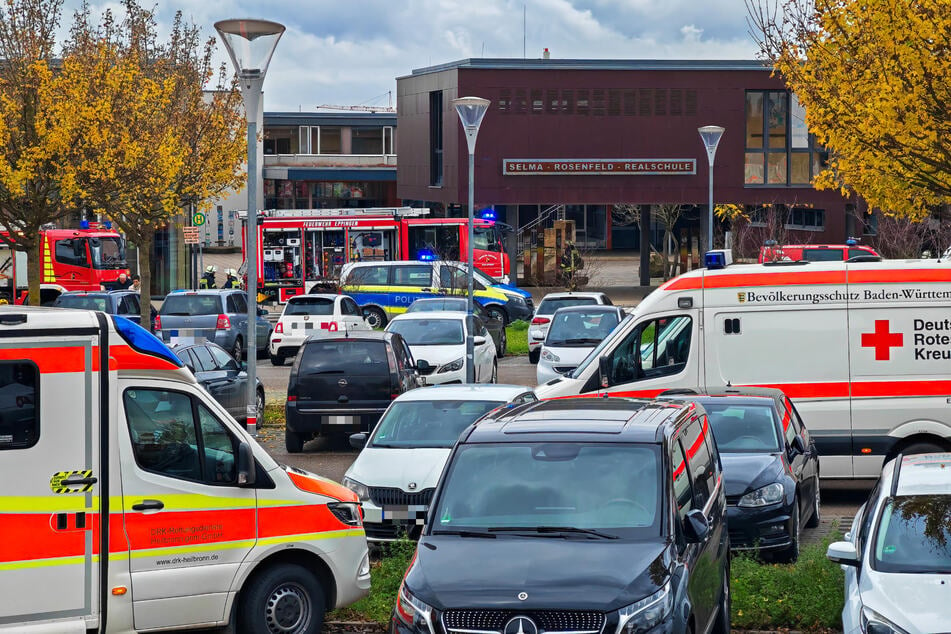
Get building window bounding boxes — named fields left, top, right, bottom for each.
left=862, top=210, right=879, bottom=236
left=531, top=89, right=543, bottom=113
left=786, top=207, right=825, bottom=231
left=745, top=90, right=828, bottom=186
left=429, top=91, right=443, bottom=186
left=383, top=126, right=394, bottom=155
left=352, top=127, right=384, bottom=154
left=576, top=90, right=589, bottom=115
left=263, top=126, right=296, bottom=155
left=314, top=127, right=342, bottom=154
left=498, top=89, right=511, bottom=113
left=299, top=126, right=311, bottom=154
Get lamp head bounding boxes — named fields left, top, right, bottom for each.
left=452, top=96, right=491, bottom=154
left=698, top=125, right=725, bottom=165
left=214, top=19, right=285, bottom=81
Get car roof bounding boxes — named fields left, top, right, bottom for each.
left=660, top=394, right=779, bottom=411
left=287, top=293, right=337, bottom=302
left=465, top=397, right=692, bottom=444
left=394, top=384, right=533, bottom=403
left=304, top=330, right=392, bottom=342
left=411, top=298, right=466, bottom=305
left=389, top=311, right=466, bottom=322
left=660, top=386, right=787, bottom=402
left=540, top=291, right=606, bottom=300
left=344, top=260, right=433, bottom=268
left=167, top=289, right=241, bottom=295
left=888, top=453, right=951, bottom=496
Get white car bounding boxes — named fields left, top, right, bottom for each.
left=342, top=384, right=537, bottom=541
left=528, top=291, right=613, bottom=364
left=385, top=311, right=498, bottom=384
left=827, top=453, right=951, bottom=633
left=536, top=305, right=627, bottom=385
left=268, top=293, right=368, bottom=365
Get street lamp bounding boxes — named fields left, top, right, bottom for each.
left=452, top=96, right=490, bottom=384
left=698, top=125, right=725, bottom=253
left=216, top=18, right=285, bottom=435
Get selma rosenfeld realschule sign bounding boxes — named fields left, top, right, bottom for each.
left=502, top=158, right=697, bottom=176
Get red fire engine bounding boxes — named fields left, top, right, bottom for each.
left=0, top=222, right=130, bottom=304
left=241, top=207, right=509, bottom=302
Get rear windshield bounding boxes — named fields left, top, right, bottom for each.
left=284, top=297, right=334, bottom=316
left=300, top=340, right=388, bottom=375
left=388, top=319, right=464, bottom=345
left=537, top=297, right=597, bottom=315
left=160, top=294, right=222, bottom=316
left=703, top=403, right=781, bottom=453
left=56, top=295, right=109, bottom=311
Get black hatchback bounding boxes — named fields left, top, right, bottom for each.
left=660, top=387, right=820, bottom=562
left=393, top=397, right=730, bottom=634
left=285, top=330, right=422, bottom=453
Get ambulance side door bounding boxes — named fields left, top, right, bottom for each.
left=118, top=380, right=257, bottom=631
left=0, top=330, right=101, bottom=631
left=596, top=313, right=699, bottom=396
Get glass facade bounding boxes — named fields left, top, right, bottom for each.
left=264, top=179, right=392, bottom=209
left=745, top=91, right=828, bottom=186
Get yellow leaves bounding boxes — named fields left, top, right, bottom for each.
left=715, top=204, right=748, bottom=222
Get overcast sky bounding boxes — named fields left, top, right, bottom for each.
left=60, top=0, right=759, bottom=112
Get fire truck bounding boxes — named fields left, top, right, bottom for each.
left=0, top=222, right=130, bottom=305
left=241, top=207, right=510, bottom=302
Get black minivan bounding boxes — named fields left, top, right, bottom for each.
left=285, top=330, right=422, bottom=452
left=393, top=397, right=730, bottom=634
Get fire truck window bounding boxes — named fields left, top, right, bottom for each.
left=124, top=389, right=201, bottom=481
left=0, top=362, right=39, bottom=450
left=55, top=238, right=89, bottom=267
left=473, top=226, right=502, bottom=252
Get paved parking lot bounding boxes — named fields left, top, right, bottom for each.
left=252, top=354, right=872, bottom=543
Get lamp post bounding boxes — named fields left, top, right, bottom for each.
left=216, top=18, right=285, bottom=435
left=698, top=125, right=725, bottom=253
left=452, top=96, right=490, bottom=384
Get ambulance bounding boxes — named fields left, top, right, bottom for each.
left=535, top=255, right=951, bottom=478
left=0, top=308, right=370, bottom=633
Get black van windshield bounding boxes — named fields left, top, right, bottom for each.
left=431, top=442, right=662, bottom=539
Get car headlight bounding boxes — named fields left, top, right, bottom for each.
left=861, top=606, right=909, bottom=634
left=615, top=582, right=673, bottom=634
left=738, top=482, right=784, bottom=508
left=342, top=476, right=370, bottom=502
left=506, top=293, right=526, bottom=306
left=437, top=357, right=464, bottom=373
left=541, top=349, right=560, bottom=363
left=327, top=501, right=363, bottom=526
left=396, top=582, right=435, bottom=634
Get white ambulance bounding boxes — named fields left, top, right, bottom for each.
left=0, top=307, right=370, bottom=633
left=535, top=257, right=951, bottom=478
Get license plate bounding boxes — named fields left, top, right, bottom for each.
left=323, top=415, right=358, bottom=425
left=382, top=505, right=429, bottom=524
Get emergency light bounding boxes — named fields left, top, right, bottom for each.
left=80, top=220, right=90, bottom=230
left=480, top=208, right=497, bottom=221
left=417, top=250, right=437, bottom=262
left=846, top=237, right=858, bottom=246
left=704, top=250, right=733, bottom=270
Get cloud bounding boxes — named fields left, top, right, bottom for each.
left=59, top=0, right=757, bottom=111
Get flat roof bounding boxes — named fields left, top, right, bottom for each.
left=405, top=58, right=771, bottom=78
left=264, top=111, right=397, bottom=127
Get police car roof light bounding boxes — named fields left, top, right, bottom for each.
left=704, top=250, right=732, bottom=270
left=111, top=315, right=183, bottom=368
left=418, top=250, right=437, bottom=262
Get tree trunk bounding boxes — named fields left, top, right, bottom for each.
left=27, top=240, right=41, bottom=306
left=138, top=232, right=154, bottom=331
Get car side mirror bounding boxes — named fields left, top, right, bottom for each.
left=473, top=335, right=487, bottom=346
left=236, top=442, right=256, bottom=487
left=826, top=541, right=860, bottom=567
left=683, top=509, right=710, bottom=543
left=790, top=435, right=806, bottom=456
left=416, top=359, right=431, bottom=372
left=598, top=355, right=611, bottom=389
left=349, top=433, right=368, bottom=449
left=240, top=361, right=248, bottom=372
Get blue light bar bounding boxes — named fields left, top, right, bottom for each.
left=103, top=220, right=112, bottom=230
left=417, top=249, right=437, bottom=262
left=480, top=209, right=497, bottom=221
left=80, top=220, right=90, bottom=230
left=111, top=316, right=183, bottom=368
left=704, top=251, right=728, bottom=270
left=846, top=237, right=857, bottom=246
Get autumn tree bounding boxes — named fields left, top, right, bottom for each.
left=0, top=0, right=81, bottom=305
left=61, top=1, right=245, bottom=327
left=748, top=0, right=951, bottom=219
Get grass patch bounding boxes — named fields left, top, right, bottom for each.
left=731, top=532, right=845, bottom=631
left=262, top=400, right=285, bottom=428
left=506, top=319, right=530, bottom=355
left=331, top=539, right=416, bottom=624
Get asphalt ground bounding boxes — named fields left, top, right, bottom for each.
left=252, top=354, right=872, bottom=543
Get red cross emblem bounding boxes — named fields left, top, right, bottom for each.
left=861, top=320, right=903, bottom=361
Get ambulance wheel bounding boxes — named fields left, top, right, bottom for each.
left=270, top=352, right=286, bottom=366
left=363, top=306, right=387, bottom=329
left=239, top=563, right=325, bottom=634
left=232, top=337, right=244, bottom=363
left=285, top=429, right=305, bottom=454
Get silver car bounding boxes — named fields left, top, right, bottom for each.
left=536, top=305, right=626, bottom=385
left=528, top=291, right=613, bottom=363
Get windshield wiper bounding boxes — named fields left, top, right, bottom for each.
left=431, top=529, right=497, bottom=538
left=488, top=526, right=619, bottom=539
left=563, top=338, right=602, bottom=345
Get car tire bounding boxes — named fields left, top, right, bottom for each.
left=363, top=306, right=387, bottom=329
left=528, top=347, right=540, bottom=364
left=712, top=569, right=731, bottom=634
left=486, top=305, right=508, bottom=325
left=270, top=352, right=285, bottom=366
left=805, top=479, right=821, bottom=528
left=231, top=337, right=243, bottom=364
left=285, top=428, right=305, bottom=454
left=773, top=502, right=800, bottom=564
left=256, top=388, right=265, bottom=428
left=237, top=563, right=324, bottom=634
left=498, top=330, right=507, bottom=358
left=897, top=441, right=947, bottom=456
left=490, top=360, right=498, bottom=383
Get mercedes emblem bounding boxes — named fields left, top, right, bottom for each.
left=517, top=592, right=528, bottom=601
left=504, top=616, right=537, bottom=634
